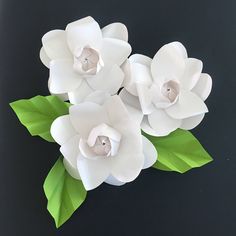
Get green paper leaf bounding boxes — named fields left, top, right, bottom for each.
left=10, top=95, right=70, bottom=142
left=143, top=129, right=213, bottom=173
left=44, top=157, right=87, bottom=228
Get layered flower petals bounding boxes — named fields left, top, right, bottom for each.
left=101, top=38, right=131, bottom=66
left=121, top=41, right=211, bottom=136
left=165, top=90, right=208, bottom=119
left=41, top=16, right=131, bottom=104
left=86, top=65, right=124, bottom=94
left=151, top=42, right=186, bottom=82
left=77, top=154, right=111, bottom=190
left=142, top=136, right=158, bottom=169
left=50, top=115, right=77, bottom=145
left=49, top=59, right=82, bottom=94
left=148, top=109, right=182, bottom=136
left=66, top=16, right=103, bottom=53
left=42, top=30, right=72, bottom=60
left=102, top=22, right=128, bottom=42
left=69, top=102, right=108, bottom=138
left=192, top=73, right=212, bottom=101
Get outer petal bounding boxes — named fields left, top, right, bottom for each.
left=102, top=23, right=128, bottom=42
left=104, top=95, right=130, bottom=125
left=136, top=84, right=156, bottom=114
left=151, top=42, right=186, bottom=83
left=141, top=116, right=164, bottom=137
left=129, top=54, right=152, bottom=67
left=180, top=58, right=203, bottom=90
left=77, top=154, right=111, bottom=190
left=63, top=158, right=81, bottom=180
left=86, top=65, right=124, bottom=94
left=60, top=135, right=80, bottom=169
left=148, top=109, right=182, bottom=136
left=84, top=91, right=111, bottom=105
left=49, top=59, right=82, bottom=93
left=110, top=126, right=144, bottom=182
left=142, top=136, right=158, bottom=169
left=119, top=89, right=143, bottom=124
left=40, top=47, right=50, bottom=68
left=101, top=38, right=131, bottom=66
left=69, top=102, right=109, bottom=139
left=166, top=89, right=208, bottom=119
left=68, top=80, right=94, bottom=104
left=105, top=175, right=126, bottom=186
left=192, top=73, right=212, bottom=101
left=171, top=41, right=188, bottom=59
left=180, top=113, right=205, bottom=130
left=66, top=16, right=103, bottom=53
left=42, top=30, right=72, bottom=60
left=50, top=115, right=77, bottom=145
left=126, top=62, right=153, bottom=96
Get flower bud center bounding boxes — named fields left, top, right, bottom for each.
left=161, top=80, right=180, bottom=103
left=91, top=136, right=111, bottom=156
left=73, top=46, right=104, bottom=75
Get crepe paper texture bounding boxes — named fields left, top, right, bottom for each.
left=10, top=95, right=70, bottom=142
left=143, top=129, right=213, bottom=173
left=44, top=157, right=86, bottom=228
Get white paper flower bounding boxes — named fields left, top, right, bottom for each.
left=120, top=42, right=212, bottom=136
left=50, top=95, right=157, bottom=190
left=40, top=16, right=131, bottom=104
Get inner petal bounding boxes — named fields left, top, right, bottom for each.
left=161, top=80, right=180, bottom=103
left=91, top=136, right=111, bottom=156
left=73, top=46, right=104, bottom=75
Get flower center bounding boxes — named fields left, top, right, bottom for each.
left=161, top=80, right=180, bottom=103
left=91, top=136, right=111, bottom=156
left=73, top=46, right=104, bottom=76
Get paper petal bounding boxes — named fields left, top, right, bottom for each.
left=141, top=116, right=169, bottom=137
left=142, top=136, right=158, bottom=169
left=69, top=102, right=108, bottom=139
left=63, top=158, right=81, bottom=180
left=68, top=81, right=94, bottom=104
left=84, top=91, right=111, bottom=105
left=102, top=23, right=128, bottom=42
left=136, top=84, right=156, bottom=114
left=86, top=65, right=124, bottom=94
left=66, top=16, right=103, bottom=53
left=60, top=135, right=80, bottom=168
left=105, top=175, right=126, bottom=186
left=110, top=122, right=144, bottom=182
left=42, top=30, right=72, bottom=60
left=180, top=113, right=205, bottom=130
left=51, top=115, right=77, bottom=145
left=192, top=73, right=212, bottom=101
left=104, top=95, right=130, bottom=125
left=170, top=41, right=188, bottom=59
left=180, top=58, right=203, bottom=90
left=49, top=59, right=82, bottom=94
left=101, top=38, right=131, bottom=66
left=129, top=54, right=152, bottom=66
left=151, top=42, right=185, bottom=83
left=77, top=154, right=110, bottom=190
left=148, top=109, right=182, bottom=136
left=166, top=89, right=208, bottom=119
left=87, top=123, right=121, bottom=147
left=126, top=62, right=153, bottom=96
left=40, top=47, right=50, bottom=68
left=119, top=88, right=141, bottom=110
